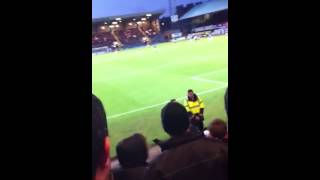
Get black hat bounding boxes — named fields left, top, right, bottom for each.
left=161, top=102, right=189, bottom=136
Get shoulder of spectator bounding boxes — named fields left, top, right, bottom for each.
left=144, top=161, right=163, bottom=180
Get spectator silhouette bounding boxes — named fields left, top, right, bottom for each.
left=144, top=101, right=228, bottom=180
left=207, top=119, right=228, bottom=143
left=113, top=133, right=148, bottom=180
left=92, top=94, right=111, bottom=180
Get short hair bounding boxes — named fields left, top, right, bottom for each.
left=188, top=89, right=193, bottom=93
left=209, top=119, right=227, bottom=140
left=161, top=102, right=189, bottom=136
left=92, top=94, right=109, bottom=178
left=116, top=133, right=148, bottom=168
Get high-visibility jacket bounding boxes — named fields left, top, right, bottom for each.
left=184, top=97, right=205, bottom=115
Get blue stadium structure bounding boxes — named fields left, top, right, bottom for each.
left=179, top=0, right=228, bottom=20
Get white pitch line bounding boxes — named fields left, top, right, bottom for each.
left=108, top=85, right=227, bottom=119
left=192, top=68, right=228, bottom=78
left=109, top=101, right=167, bottom=119
left=191, top=77, right=227, bottom=85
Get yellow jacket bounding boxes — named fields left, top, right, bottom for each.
left=184, top=97, right=205, bottom=115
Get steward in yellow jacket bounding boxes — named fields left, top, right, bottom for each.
left=184, top=89, right=205, bottom=131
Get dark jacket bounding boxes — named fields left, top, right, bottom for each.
left=225, top=88, right=228, bottom=116
left=144, top=132, right=228, bottom=180
left=113, top=165, right=147, bottom=180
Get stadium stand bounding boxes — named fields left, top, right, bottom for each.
left=92, top=0, right=228, bottom=54
left=179, top=0, right=228, bottom=20
left=92, top=10, right=164, bottom=51
left=178, top=0, right=228, bottom=36
left=93, top=1, right=229, bottom=179
left=92, top=32, right=114, bottom=48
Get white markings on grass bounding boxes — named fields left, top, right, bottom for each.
left=192, top=68, right=227, bottom=78
left=108, top=68, right=228, bottom=119
left=191, top=77, right=227, bottom=85
left=190, top=68, right=228, bottom=85
left=108, top=85, right=227, bottom=119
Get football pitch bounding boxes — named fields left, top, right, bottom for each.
left=92, top=35, right=228, bottom=157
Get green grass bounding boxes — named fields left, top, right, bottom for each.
left=92, top=36, right=228, bottom=157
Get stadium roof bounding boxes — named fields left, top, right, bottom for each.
left=92, top=9, right=165, bottom=23
left=179, top=0, right=228, bottom=20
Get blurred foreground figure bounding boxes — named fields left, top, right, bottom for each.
left=145, top=101, right=228, bottom=180
left=92, top=94, right=111, bottom=180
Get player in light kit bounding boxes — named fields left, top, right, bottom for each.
left=142, top=36, right=151, bottom=46
left=113, top=41, right=121, bottom=51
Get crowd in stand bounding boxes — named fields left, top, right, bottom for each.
left=92, top=26, right=159, bottom=49
left=92, top=32, right=115, bottom=48
left=92, top=88, right=228, bottom=180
